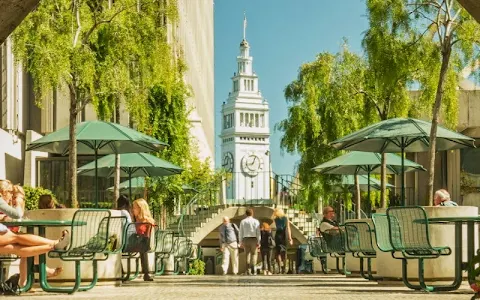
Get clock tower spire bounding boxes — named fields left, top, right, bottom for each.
left=220, top=15, right=271, bottom=202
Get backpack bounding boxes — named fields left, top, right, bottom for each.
left=232, top=223, right=240, bottom=243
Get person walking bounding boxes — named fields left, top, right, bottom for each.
left=239, top=208, right=260, bottom=275
left=260, top=222, right=274, bottom=275
left=218, top=216, right=239, bottom=275
left=272, top=208, right=292, bottom=274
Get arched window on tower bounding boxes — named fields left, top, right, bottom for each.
left=240, top=113, right=244, bottom=126
left=244, top=79, right=246, bottom=91
left=260, top=114, right=265, bottom=127
left=255, top=114, right=259, bottom=127
left=245, top=113, right=249, bottom=126
left=249, top=113, right=254, bottom=127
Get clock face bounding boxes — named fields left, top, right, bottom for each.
left=222, top=152, right=234, bottom=172
left=241, top=152, right=263, bottom=176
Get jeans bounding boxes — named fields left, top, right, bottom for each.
left=261, top=248, right=272, bottom=271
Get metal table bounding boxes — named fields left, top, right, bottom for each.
left=2, top=220, right=86, bottom=293
left=427, top=216, right=480, bottom=292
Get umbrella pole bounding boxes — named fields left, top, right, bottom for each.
left=129, top=171, right=132, bottom=201
left=95, top=148, right=99, bottom=209
left=401, top=143, right=405, bottom=206
left=367, top=170, right=371, bottom=216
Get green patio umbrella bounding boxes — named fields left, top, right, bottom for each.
left=108, top=177, right=146, bottom=191
left=78, top=152, right=183, bottom=199
left=313, top=151, right=425, bottom=204
left=330, top=118, right=475, bottom=205
left=339, top=175, right=395, bottom=191
left=26, top=121, right=168, bottom=207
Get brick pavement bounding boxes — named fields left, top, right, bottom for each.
left=16, top=274, right=477, bottom=300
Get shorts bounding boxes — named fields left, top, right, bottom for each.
left=0, top=223, right=9, bottom=233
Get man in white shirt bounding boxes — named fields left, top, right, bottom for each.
left=239, top=208, right=261, bottom=275
left=319, top=206, right=339, bottom=234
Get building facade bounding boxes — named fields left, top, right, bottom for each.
left=0, top=0, right=214, bottom=202
left=220, top=19, right=271, bottom=202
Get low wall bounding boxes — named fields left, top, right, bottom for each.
left=376, top=206, right=478, bottom=281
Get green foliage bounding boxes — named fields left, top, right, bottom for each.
left=188, top=259, right=205, bottom=275
left=23, top=186, right=55, bottom=211
left=79, top=202, right=113, bottom=209
left=12, top=0, right=181, bottom=207
left=276, top=46, right=367, bottom=207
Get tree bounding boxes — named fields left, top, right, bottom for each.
left=406, top=0, right=480, bottom=205
left=12, top=0, right=179, bottom=207
left=361, top=0, right=428, bottom=207
left=276, top=46, right=368, bottom=209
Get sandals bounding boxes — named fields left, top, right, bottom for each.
left=54, top=230, right=70, bottom=250
left=47, top=267, right=63, bottom=278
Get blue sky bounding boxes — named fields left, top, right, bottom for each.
left=214, top=0, right=369, bottom=175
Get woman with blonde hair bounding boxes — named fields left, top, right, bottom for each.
left=272, top=208, right=292, bottom=274
left=0, top=180, right=70, bottom=257
left=10, top=185, right=63, bottom=286
left=130, top=198, right=155, bottom=281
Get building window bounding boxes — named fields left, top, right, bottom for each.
left=260, top=114, right=265, bottom=127
left=240, top=113, right=244, bottom=126
left=255, top=114, right=259, bottom=127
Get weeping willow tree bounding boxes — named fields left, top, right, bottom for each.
left=276, top=45, right=368, bottom=209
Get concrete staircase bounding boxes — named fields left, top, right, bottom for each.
left=170, top=204, right=318, bottom=245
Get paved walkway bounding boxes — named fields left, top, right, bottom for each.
left=19, top=274, right=477, bottom=300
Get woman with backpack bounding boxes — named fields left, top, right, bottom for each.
left=272, top=208, right=292, bottom=274
left=260, top=222, right=274, bottom=275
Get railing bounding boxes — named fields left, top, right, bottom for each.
left=177, top=180, right=224, bottom=237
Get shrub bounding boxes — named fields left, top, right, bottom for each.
left=79, top=202, right=113, bottom=209
left=23, top=186, right=55, bottom=210
left=188, top=259, right=205, bottom=275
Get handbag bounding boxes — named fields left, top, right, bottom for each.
left=268, top=234, right=276, bottom=248
left=124, top=233, right=150, bottom=253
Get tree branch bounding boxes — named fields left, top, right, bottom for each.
left=81, top=5, right=132, bottom=45
left=73, top=0, right=81, bottom=47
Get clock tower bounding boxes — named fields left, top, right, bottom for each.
left=220, top=15, right=271, bottom=202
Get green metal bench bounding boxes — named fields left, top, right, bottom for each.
left=172, top=235, right=193, bottom=275
left=47, top=209, right=117, bottom=294
left=154, top=229, right=175, bottom=276
left=321, top=228, right=349, bottom=275
left=121, top=222, right=155, bottom=281
left=307, top=237, right=328, bottom=274
left=386, top=206, right=456, bottom=292
left=372, top=212, right=422, bottom=290
left=344, top=221, right=379, bottom=281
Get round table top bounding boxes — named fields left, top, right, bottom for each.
left=428, top=216, right=480, bottom=223
left=1, top=220, right=86, bottom=227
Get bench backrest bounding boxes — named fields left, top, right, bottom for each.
left=154, top=229, right=175, bottom=254
left=174, top=236, right=193, bottom=257
left=307, top=237, right=327, bottom=257
left=67, top=209, right=112, bottom=253
left=344, top=221, right=375, bottom=254
left=371, top=213, right=394, bottom=252
left=322, top=229, right=346, bottom=253
left=105, top=216, right=127, bottom=253
left=386, top=206, right=433, bottom=251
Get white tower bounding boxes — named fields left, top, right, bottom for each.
left=220, top=15, right=271, bottom=202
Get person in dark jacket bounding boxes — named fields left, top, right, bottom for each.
left=260, top=222, right=273, bottom=275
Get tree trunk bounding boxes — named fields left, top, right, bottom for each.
left=113, top=154, right=120, bottom=202
left=68, top=85, right=78, bottom=208
left=113, top=104, right=121, bottom=204
left=381, top=152, right=387, bottom=208
left=354, top=175, right=361, bottom=219
left=427, top=45, right=452, bottom=205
